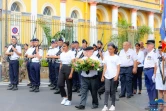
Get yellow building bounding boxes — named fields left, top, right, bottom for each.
left=0, top=0, right=162, bottom=53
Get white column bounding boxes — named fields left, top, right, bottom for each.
left=90, top=2, right=97, bottom=45
left=148, top=12, right=154, bottom=40
left=60, top=0, right=66, bottom=30
left=112, top=6, right=118, bottom=29
left=131, top=9, right=137, bottom=29
left=31, top=0, right=37, bottom=38
left=112, top=6, right=118, bottom=45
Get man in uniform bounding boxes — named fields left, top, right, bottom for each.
left=5, top=36, right=22, bottom=90
left=28, top=38, right=43, bottom=92
left=144, top=40, right=158, bottom=110
left=46, top=39, right=59, bottom=90
left=119, top=42, right=137, bottom=98
left=19, top=43, right=29, bottom=82
left=2, top=46, right=9, bottom=82
left=54, top=38, right=64, bottom=94
left=72, top=41, right=81, bottom=92
left=25, top=39, right=34, bottom=86
left=75, top=46, right=100, bottom=110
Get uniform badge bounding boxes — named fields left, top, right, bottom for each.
left=127, top=55, right=130, bottom=59
left=147, top=56, right=151, bottom=60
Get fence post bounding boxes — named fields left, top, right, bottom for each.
left=0, top=0, right=2, bottom=81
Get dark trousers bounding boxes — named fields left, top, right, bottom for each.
left=9, top=60, right=19, bottom=85
left=54, top=63, right=60, bottom=86
left=48, top=62, right=56, bottom=85
left=98, top=71, right=104, bottom=89
left=144, top=68, right=157, bottom=105
left=27, top=62, right=32, bottom=83
left=104, top=78, right=116, bottom=106
left=30, top=63, right=41, bottom=87
left=73, top=71, right=81, bottom=88
left=133, top=67, right=143, bottom=91
left=120, top=66, right=133, bottom=96
left=80, top=76, right=98, bottom=106
left=58, top=65, right=72, bottom=101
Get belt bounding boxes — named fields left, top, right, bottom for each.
left=82, top=75, right=98, bottom=79
left=144, top=67, right=154, bottom=70
left=62, top=64, right=70, bottom=66
left=10, top=59, right=18, bottom=61
left=120, top=66, right=133, bottom=68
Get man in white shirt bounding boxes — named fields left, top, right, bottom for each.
left=139, top=41, right=148, bottom=57
left=5, top=36, right=22, bottom=90
left=28, top=38, right=43, bottom=92
left=119, top=42, right=137, bottom=98
left=75, top=46, right=100, bottom=110
left=144, top=40, right=158, bottom=110
left=25, top=39, right=34, bottom=87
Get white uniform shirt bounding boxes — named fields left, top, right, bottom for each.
left=119, top=48, right=137, bottom=67
left=135, top=50, right=144, bottom=67
left=47, top=47, right=59, bottom=56
left=140, top=48, right=148, bottom=57
left=103, top=55, right=121, bottom=79
left=76, top=49, right=84, bottom=58
left=144, top=49, right=158, bottom=68
left=28, top=47, right=43, bottom=62
left=74, top=48, right=81, bottom=57
left=81, top=55, right=101, bottom=77
left=60, top=50, right=75, bottom=64
left=25, top=47, right=33, bottom=55
left=6, top=45, right=21, bottom=60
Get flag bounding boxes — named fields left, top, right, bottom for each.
left=160, top=0, right=166, bottom=52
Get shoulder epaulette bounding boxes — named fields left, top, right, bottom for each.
left=153, top=49, right=156, bottom=53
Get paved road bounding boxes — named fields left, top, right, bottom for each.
left=0, top=80, right=149, bottom=111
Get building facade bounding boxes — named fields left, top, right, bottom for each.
left=0, top=0, right=163, bottom=54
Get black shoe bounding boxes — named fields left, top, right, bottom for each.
left=119, top=95, right=125, bottom=98
left=75, top=105, right=85, bottom=110
left=34, top=87, right=40, bottom=93
left=48, top=84, right=53, bottom=87
left=78, top=94, right=81, bottom=96
left=72, top=87, right=77, bottom=92
left=50, top=86, right=56, bottom=90
left=27, top=83, right=31, bottom=86
left=7, top=85, right=14, bottom=90
left=12, top=85, right=18, bottom=91
left=54, top=89, right=60, bottom=94
left=29, top=85, right=33, bottom=88
left=30, top=86, right=36, bottom=92
left=127, top=96, right=131, bottom=98
left=91, top=105, right=98, bottom=109
left=8, top=84, right=12, bottom=87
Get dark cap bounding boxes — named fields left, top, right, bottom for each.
left=30, top=39, right=34, bottom=42
left=12, top=36, right=17, bottom=40
left=59, top=37, right=63, bottom=42
left=145, top=40, right=155, bottom=44
left=72, top=41, right=75, bottom=44
left=158, top=46, right=162, bottom=49
left=97, top=40, right=103, bottom=45
left=93, top=44, right=97, bottom=47
left=82, top=39, right=87, bottom=44
left=51, top=39, right=55, bottom=44
left=74, top=41, right=79, bottom=44
left=83, top=46, right=94, bottom=51
left=33, top=38, right=39, bottom=42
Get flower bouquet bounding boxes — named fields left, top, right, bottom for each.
left=72, top=58, right=102, bottom=74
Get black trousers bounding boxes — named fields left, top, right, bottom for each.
left=9, top=60, right=19, bottom=85
left=27, top=61, right=32, bottom=83
left=72, top=71, right=81, bottom=88
left=30, top=63, right=41, bottom=87
left=58, top=65, right=72, bottom=101
left=133, top=67, right=143, bottom=91
left=120, top=66, right=133, bottom=96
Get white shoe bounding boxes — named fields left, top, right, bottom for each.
left=109, top=105, right=115, bottom=111
left=64, top=100, right=71, bottom=106
left=102, top=105, right=108, bottom=111
left=61, top=98, right=67, bottom=105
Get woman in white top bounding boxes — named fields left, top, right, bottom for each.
left=155, top=46, right=166, bottom=101
left=57, top=41, right=75, bottom=106
left=101, top=43, right=121, bottom=111
left=133, top=43, right=144, bottom=94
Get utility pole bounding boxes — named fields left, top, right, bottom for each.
left=5, top=0, right=8, bottom=45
